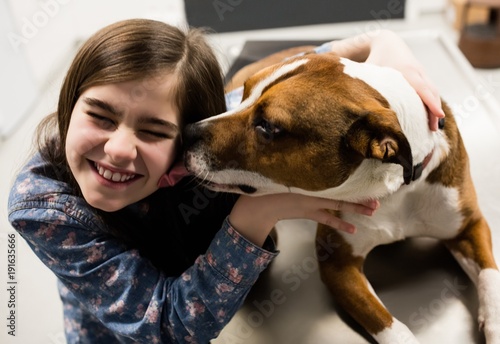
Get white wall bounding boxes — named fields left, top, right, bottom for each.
left=0, top=0, right=39, bottom=139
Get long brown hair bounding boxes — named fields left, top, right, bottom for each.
left=36, top=18, right=226, bottom=187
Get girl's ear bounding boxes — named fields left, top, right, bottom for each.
left=345, top=110, right=414, bottom=185
left=157, top=161, right=190, bottom=188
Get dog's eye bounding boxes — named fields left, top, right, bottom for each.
left=255, top=119, right=282, bottom=142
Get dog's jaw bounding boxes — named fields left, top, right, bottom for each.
left=294, top=159, right=407, bottom=202
left=186, top=146, right=405, bottom=201
left=185, top=150, right=289, bottom=195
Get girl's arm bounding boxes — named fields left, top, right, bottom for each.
left=7, top=155, right=274, bottom=344
left=8, top=205, right=274, bottom=344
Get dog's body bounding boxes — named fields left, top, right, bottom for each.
left=183, top=49, right=500, bottom=343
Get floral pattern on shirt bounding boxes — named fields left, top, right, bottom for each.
left=8, top=154, right=278, bottom=344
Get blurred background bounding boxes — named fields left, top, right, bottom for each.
left=1, top=1, right=499, bottom=343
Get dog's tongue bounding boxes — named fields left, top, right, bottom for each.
left=158, top=161, right=191, bottom=187
left=168, top=161, right=191, bottom=184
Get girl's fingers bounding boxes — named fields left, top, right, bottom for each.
left=325, top=198, right=379, bottom=215
left=315, top=199, right=380, bottom=234
left=357, top=199, right=380, bottom=211
left=404, top=69, right=445, bottom=131
left=417, top=86, right=445, bottom=129
left=314, top=209, right=357, bottom=234
left=418, top=88, right=445, bottom=131
left=301, top=198, right=380, bottom=234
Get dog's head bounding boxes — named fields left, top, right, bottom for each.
left=183, top=53, right=435, bottom=201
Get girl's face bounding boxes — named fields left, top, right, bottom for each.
left=65, top=74, right=181, bottom=212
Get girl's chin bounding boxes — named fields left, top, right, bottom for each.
left=86, top=198, right=127, bottom=212
left=82, top=188, right=156, bottom=212
left=81, top=190, right=131, bottom=212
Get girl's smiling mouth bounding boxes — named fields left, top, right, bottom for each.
left=89, top=160, right=142, bottom=183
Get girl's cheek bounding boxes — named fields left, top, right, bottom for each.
left=148, top=142, right=179, bottom=177
left=78, top=128, right=106, bottom=153
left=67, top=126, right=107, bottom=160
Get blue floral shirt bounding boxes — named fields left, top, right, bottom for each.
left=8, top=153, right=277, bottom=344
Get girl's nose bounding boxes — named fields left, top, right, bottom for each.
left=104, top=128, right=137, bottom=164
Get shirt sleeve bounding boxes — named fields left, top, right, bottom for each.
left=224, top=86, right=244, bottom=111
left=313, top=41, right=334, bottom=54
left=8, top=204, right=278, bottom=344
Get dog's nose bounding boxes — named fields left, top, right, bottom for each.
left=183, top=122, right=204, bottom=150
left=182, top=124, right=200, bottom=149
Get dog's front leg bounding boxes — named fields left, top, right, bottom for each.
left=316, top=224, right=419, bottom=344
left=444, top=216, right=500, bottom=343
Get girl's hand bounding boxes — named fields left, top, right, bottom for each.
left=229, top=194, right=379, bottom=246
left=329, top=30, right=445, bottom=131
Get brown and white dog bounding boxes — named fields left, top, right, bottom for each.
left=183, top=48, right=500, bottom=343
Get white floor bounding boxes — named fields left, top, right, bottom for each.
left=1, top=10, right=500, bottom=344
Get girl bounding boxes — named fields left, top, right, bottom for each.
left=8, top=19, right=443, bottom=343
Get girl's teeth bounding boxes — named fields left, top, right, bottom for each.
left=103, top=170, right=113, bottom=180
left=95, top=163, right=135, bottom=182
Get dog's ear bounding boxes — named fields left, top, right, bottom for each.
left=345, top=111, right=413, bottom=184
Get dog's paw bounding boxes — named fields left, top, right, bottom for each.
left=478, top=269, right=500, bottom=343
left=478, top=313, right=500, bottom=344
left=373, top=319, right=420, bottom=344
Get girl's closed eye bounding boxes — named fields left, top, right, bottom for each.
left=87, top=112, right=115, bottom=128
left=139, top=129, right=174, bottom=140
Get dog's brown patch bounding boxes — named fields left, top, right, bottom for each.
left=316, top=223, right=394, bottom=334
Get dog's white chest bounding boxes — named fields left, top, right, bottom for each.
left=342, top=182, right=464, bottom=256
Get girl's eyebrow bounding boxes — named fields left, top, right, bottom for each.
left=83, top=97, right=121, bottom=116
left=82, top=96, right=179, bottom=134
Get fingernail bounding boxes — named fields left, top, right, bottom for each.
left=368, top=200, right=380, bottom=210
left=435, top=110, right=445, bottom=119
